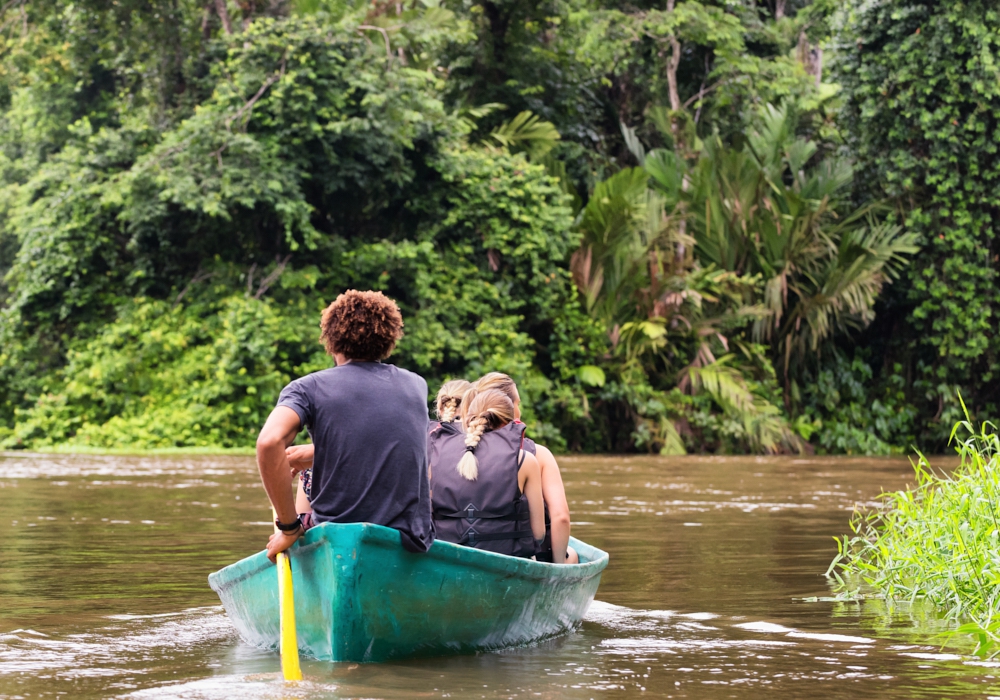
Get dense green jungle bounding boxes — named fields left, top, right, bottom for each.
left=0, top=0, right=995, bottom=455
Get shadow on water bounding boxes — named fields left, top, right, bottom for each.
left=1, top=452, right=998, bottom=698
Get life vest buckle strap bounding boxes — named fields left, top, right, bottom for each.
left=433, top=501, right=528, bottom=522
left=461, top=529, right=534, bottom=545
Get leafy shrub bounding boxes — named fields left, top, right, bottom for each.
left=830, top=410, right=1000, bottom=653
left=0, top=14, right=599, bottom=450
left=801, top=351, right=918, bottom=455
left=9, top=290, right=319, bottom=448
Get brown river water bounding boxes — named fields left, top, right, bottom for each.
left=1, top=452, right=998, bottom=699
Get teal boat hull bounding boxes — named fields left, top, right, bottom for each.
left=208, top=522, right=609, bottom=663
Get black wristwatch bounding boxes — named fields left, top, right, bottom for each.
left=275, top=515, right=302, bottom=533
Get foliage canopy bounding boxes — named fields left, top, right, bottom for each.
left=0, top=0, right=992, bottom=456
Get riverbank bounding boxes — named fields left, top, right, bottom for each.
left=1, top=445, right=257, bottom=456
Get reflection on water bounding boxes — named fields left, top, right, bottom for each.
left=1, top=452, right=998, bottom=698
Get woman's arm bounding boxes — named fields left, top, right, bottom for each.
left=288, top=444, right=315, bottom=514
left=518, top=452, right=546, bottom=542
left=295, top=477, right=313, bottom=514
left=536, top=445, right=570, bottom=564
left=286, top=443, right=314, bottom=475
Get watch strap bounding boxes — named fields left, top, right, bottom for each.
left=275, top=515, right=302, bottom=532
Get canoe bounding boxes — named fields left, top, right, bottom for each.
left=208, top=522, right=608, bottom=663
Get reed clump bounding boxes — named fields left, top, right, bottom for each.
left=829, top=407, right=1000, bottom=653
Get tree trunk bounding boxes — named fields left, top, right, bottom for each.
left=667, top=35, right=681, bottom=113
left=481, top=2, right=512, bottom=69
left=796, top=30, right=808, bottom=65
left=239, top=0, right=253, bottom=30
left=775, top=0, right=786, bottom=20
left=665, top=0, right=682, bottom=126
left=796, top=32, right=823, bottom=86
left=201, top=3, right=212, bottom=38
left=214, top=0, right=232, bottom=34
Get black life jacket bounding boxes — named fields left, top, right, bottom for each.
left=428, top=419, right=462, bottom=468
left=430, top=421, right=535, bottom=558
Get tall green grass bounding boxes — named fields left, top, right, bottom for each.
left=828, top=407, right=1000, bottom=653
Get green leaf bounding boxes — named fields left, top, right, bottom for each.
left=577, top=365, right=606, bottom=388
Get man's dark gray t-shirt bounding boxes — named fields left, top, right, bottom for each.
left=276, top=362, right=433, bottom=553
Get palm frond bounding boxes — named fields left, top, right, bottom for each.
left=620, top=121, right=647, bottom=166
left=573, top=167, right=656, bottom=328
left=682, top=355, right=801, bottom=453
left=454, top=102, right=506, bottom=133
left=487, top=111, right=561, bottom=161
left=644, top=148, right=684, bottom=203
left=783, top=221, right=920, bottom=356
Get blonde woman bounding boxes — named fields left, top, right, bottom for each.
left=430, top=389, right=546, bottom=558
left=470, top=372, right=579, bottom=564
left=428, top=379, right=472, bottom=486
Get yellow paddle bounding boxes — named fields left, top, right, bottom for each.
left=272, top=508, right=303, bottom=681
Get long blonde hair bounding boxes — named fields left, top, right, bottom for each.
left=473, top=372, right=518, bottom=404
left=436, top=379, right=472, bottom=422
left=457, top=389, right=516, bottom=481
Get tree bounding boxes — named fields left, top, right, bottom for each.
left=0, top=11, right=593, bottom=450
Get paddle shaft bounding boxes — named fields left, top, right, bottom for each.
left=272, top=509, right=303, bottom=681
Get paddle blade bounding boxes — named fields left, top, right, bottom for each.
left=276, top=551, right=303, bottom=681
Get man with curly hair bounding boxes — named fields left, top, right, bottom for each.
left=256, top=290, right=433, bottom=560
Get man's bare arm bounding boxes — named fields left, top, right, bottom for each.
left=256, top=406, right=302, bottom=559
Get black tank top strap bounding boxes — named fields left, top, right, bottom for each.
left=516, top=422, right=537, bottom=456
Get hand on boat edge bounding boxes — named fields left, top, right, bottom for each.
left=266, top=527, right=303, bottom=563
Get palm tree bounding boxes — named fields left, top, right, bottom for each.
left=568, top=102, right=916, bottom=453
left=570, top=167, right=676, bottom=333
left=570, top=161, right=797, bottom=453
left=645, top=103, right=919, bottom=394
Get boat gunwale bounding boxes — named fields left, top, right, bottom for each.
left=209, top=522, right=608, bottom=593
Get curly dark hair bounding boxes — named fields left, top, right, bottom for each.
left=320, top=290, right=404, bottom=362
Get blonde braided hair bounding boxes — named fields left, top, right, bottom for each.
left=436, top=379, right=472, bottom=422
left=457, top=389, right=516, bottom=481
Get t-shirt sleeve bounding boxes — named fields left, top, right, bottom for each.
left=276, top=377, right=313, bottom=431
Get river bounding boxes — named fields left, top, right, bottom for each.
left=1, top=452, right=997, bottom=698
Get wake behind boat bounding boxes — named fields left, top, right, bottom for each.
left=209, top=522, right=608, bottom=663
